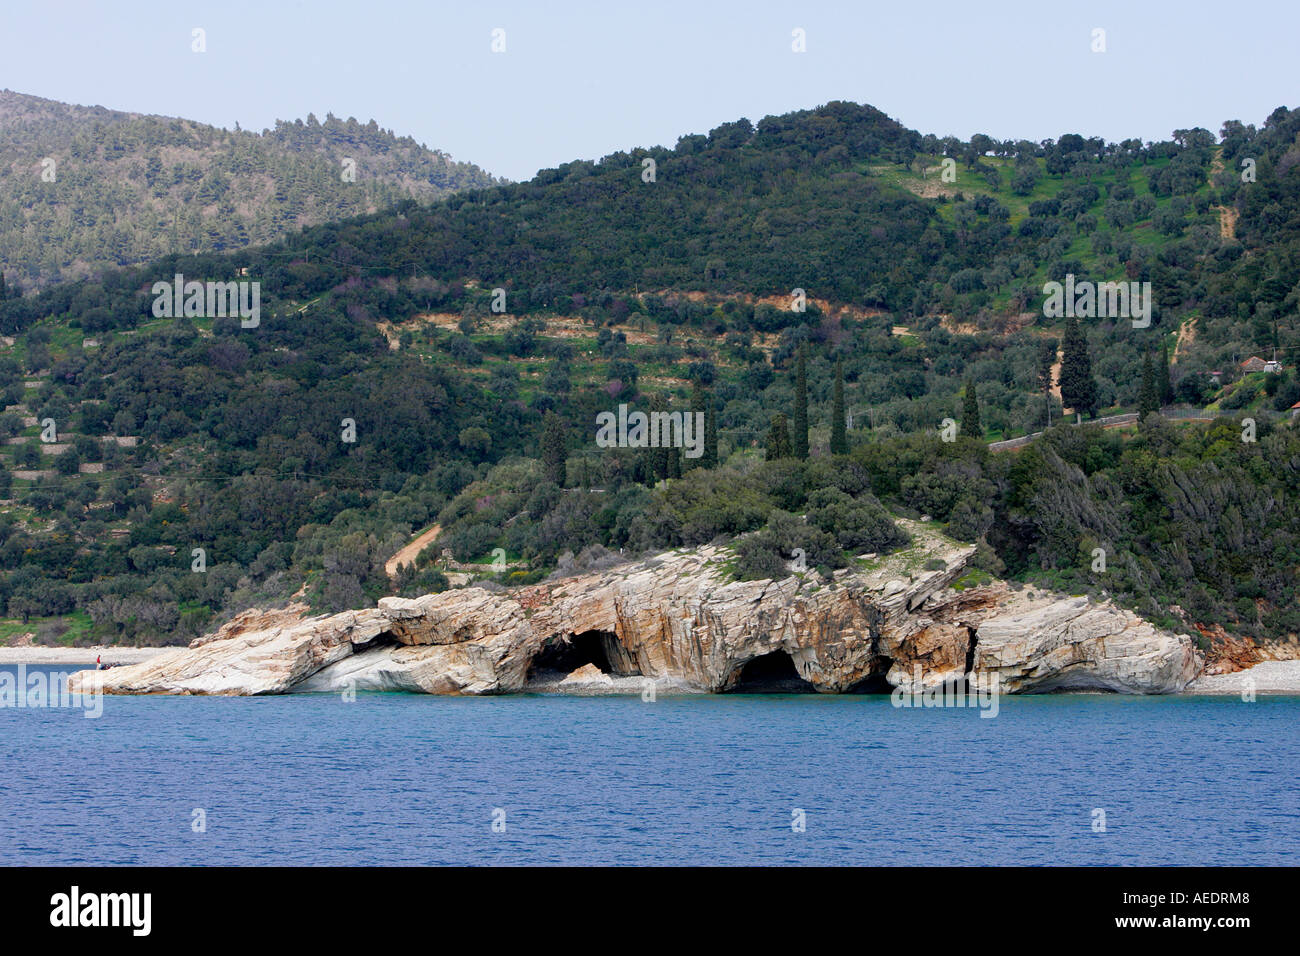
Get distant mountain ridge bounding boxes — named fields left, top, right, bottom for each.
left=0, top=89, right=502, bottom=288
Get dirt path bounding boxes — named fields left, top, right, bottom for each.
left=386, top=524, right=442, bottom=578
left=1173, top=315, right=1198, bottom=363
left=1209, top=151, right=1238, bottom=240
left=407, top=311, right=660, bottom=345
left=1219, top=204, right=1239, bottom=240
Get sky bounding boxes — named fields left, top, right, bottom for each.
left=2, top=0, right=1297, bottom=181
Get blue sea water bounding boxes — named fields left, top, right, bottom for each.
left=1, top=666, right=1297, bottom=866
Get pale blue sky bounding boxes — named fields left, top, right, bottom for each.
left=3, top=0, right=1296, bottom=181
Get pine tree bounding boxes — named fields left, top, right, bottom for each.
left=540, top=411, right=567, bottom=486
left=1060, top=315, right=1098, bottom=419
left=1138, top=352, right=1159, bottom=419
left=960, top=379, right=982, bottom=439
left=766, top=413, right=793, bottom=460
left=1158, top=340, right=1172, bottom=406
left=830, top=358, right=848, bottom=455
left=792, top=345, right=809, bottom=459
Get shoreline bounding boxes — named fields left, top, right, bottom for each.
left=0, top=646, right=174, bottom=667
left=1183, top=660, right=1300, bottom=695
left=6, top=648, right=1299, bottom=695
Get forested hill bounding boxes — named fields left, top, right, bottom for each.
left=2, top=100, right=1300, bottom=654
left=0, top=89, right=501, bottom=289
left=11, top=98, right=1297, bottom=346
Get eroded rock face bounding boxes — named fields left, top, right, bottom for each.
left=68, top=521, right=1203, bottom=697
left=970, top=593, right=1201, bottom=694
left=1196, top=625, right=1300, bottom=675
left=190, top=602, right=311, bottom=648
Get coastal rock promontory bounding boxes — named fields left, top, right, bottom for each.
left=68, top=521, right=1201, bottom=698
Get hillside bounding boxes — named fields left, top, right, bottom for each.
left=0, top=90, right=501, bottom=289
left=1, top=100, right=1299, bottom=657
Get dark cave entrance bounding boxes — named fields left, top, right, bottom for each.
left=846, top=671, right=894, bottom=694
left=529, top=630, right=636, bottom=678
left=846, top=654, right=894, bottom=694
left=354, top=629, right=401, bottom=653
left=729, top=651, right=817, bottom=694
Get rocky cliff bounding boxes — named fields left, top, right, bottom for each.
left=68, top=521, right=1202, bottom=697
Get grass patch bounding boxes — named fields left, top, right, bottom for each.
left=952, top=568, right=994, bottom=592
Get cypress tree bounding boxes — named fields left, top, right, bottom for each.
left=1037, top=337, right=1058, bottom=427
left=792, top=344, right=809, bottom=459
left=0, top=272, right=7, bottom=302
left=1138, top=352, right=1159, bottom=419
left=960, top=379, right=982, bottom=439
left=766, top=413, right=793, bottom=460
left=540, top=411, right=567, bottom=486
left=1060, top=315, right=1098, bottom=419
left=830, top=358, right=848, bottom=455
left=648, top=394, right=670, bottom=481
left=1037, top=338, right=1057, bottom=393
left=704, top=395, right=718, bottom=468
left=1158, top=340, right=1172, bottom=406
left=692, top=382, right=718, bottom=469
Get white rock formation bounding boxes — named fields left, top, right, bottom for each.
left=971, top=593, right=1200, bottom=694
left=68, top=521, right=1203, bottom=698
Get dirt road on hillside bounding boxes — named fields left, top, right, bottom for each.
left=386, top=524, right=442, bottom=578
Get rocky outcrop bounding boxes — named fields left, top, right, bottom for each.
left=190, top=602, right=311, bottom=648
left=1193, top=624, right=1300, bottom=675
left=969, top=592, right=1200, bottom=694
left=68, top=521, right=1204, bottom=698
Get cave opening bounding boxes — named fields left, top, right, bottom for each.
left=529, top=630, right=623, bottom=679
left=729, top=650, right=817, bottom=694
left=846, top=671, right=894, bottom=694
left=352, top=629, right=401, bottom=653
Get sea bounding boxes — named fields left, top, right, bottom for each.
left=2, top=666, right=1296, bottom=866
